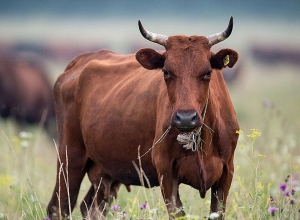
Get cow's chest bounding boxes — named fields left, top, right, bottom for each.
left=174, top=150, right=224, bottom=194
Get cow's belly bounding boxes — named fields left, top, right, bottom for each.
left=100, top=158, right=159, bottom=187
left=88, top=143, right=160, bottom=186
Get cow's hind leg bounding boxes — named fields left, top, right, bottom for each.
left=81, top=164, right=130, bottom=219
left=81, top=185, right=107, bottom=220
left=80, top=164, right=110, bottom=219
left=47, top=140, right=88, bottom=220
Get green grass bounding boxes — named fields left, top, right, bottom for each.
left=0, top=61, right=300, bottom=219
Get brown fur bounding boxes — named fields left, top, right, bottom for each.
left=48, top=33, right=239, bottom=220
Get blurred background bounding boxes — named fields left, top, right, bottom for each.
left=0, top=1, right=300, bottom=218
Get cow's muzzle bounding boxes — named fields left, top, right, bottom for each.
left=172, top=110, right=202, bottom=132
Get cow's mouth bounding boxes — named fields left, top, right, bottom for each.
left=176, top=126, right=197, bottom=133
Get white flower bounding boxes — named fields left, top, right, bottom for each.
left=19, top=131, right=33, bottom=139
left=0, top=211, right=5, bottom=219
left=21, top=140, right=29, bottom=148
left=149, top=208, right=158, bottom=214
left=209, top=212, right=220, bottom=219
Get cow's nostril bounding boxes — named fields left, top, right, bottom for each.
left=191, top=112, right=198, bottom=122
left=175, top=113, right=181, bottom=121
left=192, top=115, right=198, bottom=122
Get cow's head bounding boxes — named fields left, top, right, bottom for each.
left=136, top=17, right=238, bottom=132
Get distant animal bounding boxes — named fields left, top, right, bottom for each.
left=251, top=44, right=300, bottom=66
left=47, top=17, right=239, bottom=220
left=0, top=54, right=55, bottom=133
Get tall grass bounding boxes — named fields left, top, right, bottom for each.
left=0, top=121, right=56, bottom=219
left=0, top=113, right=298, bottom=219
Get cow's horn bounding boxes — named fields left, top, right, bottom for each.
left=138, top=20, right=168, bottom=46
left=206, top=16, right=233, bottom=46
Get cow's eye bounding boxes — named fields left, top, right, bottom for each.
left=162, top=69, right=170, bottom=78
left=204, top=70, right=212, bottom=79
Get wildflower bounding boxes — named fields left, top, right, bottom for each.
left=270, top=195, right=275, bottom=202
left=19, top=131, right=33, bottom=139
left=258, top=154, right=266, bottom=158
left=0, top=212, right=5, bottom=219
left=238, top=144, right=245, bottom=150
left=292, top=188, right=296, bottom=195
left=149, top=208, right=158, bottom=214
left=44, top=218, right=51, bottom=220
left=268, top=206, right=279, bottom=216
left=290, top=175, right=299, bottom=186
left=236, top=130, right=243, bottom=135
left=209, top=212, right=220, bottom=219
left=120, top=211, right=126, bottom=219
left=290, top=198, right=295, bottom=205
left=285, top=191, right=290, bottom=197
left=21, top=140, right=30, bottom=148
left=263, top=98, right=272, bottom=107
left=111, top=205, right=121, bottom=211
left=279, top=183, right=287, bottom=192
left=140, top=202, right=147, bottom=210
left=247, top=128, right=261, bottom=140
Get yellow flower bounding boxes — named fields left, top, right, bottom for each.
left=247, top=128, right=261, bottom=140
left=0, top=174, right=15, bottom=187
left=238, top=144, right=245, bottom=150
left=237, top=176, right=245, bottom=190
left=236, top=130, right=243, bottom=135
left=257, top=182, right=263, bottom=190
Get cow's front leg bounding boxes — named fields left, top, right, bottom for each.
left=158, top=170, right=185, bottom=220
left=210, top=161, right=234, bottom=219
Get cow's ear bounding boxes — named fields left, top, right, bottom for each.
left=136, top=48, right=165, bottom=70
left=210, top=49, right=239, bottom=69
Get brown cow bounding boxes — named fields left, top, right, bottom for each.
left=0, top=54, right=55, bottom=133
left=47, top=17, right=239, bottom=220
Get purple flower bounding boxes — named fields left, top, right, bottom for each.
left=279, top=183, right=287, bottom=192
left=44, top=218, right=51, bottom=220
left=291, top=188, right=296, bottom=195
left=268, top=206, right=279, bottom=216
left=263, top=98, right=272, bottom=107
left=140, top=202, right=147, bottom=210
left=270, top=195, right=275, bottom=202
left=111, top=205, right=121, bottom=211
left=285, top=191, right=290, bottom=197
left=291, top=180, right=299, bottom=187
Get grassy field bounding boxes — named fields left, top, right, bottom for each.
left=1, top=16, right=300, bottom=220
